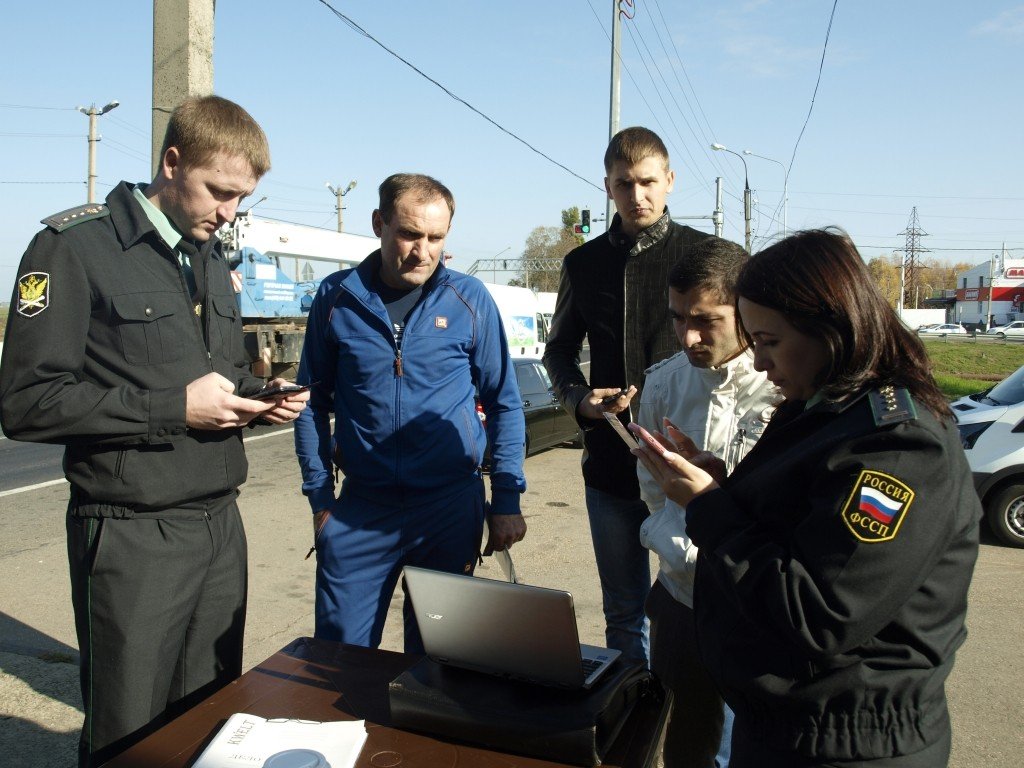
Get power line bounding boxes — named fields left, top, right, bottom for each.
left=786, top=0, right=840, bottom=180
left=0, top=132, right=79, bottom=138
left=0, top=103, right=76, bottom=111
left=314, top=0, right=603, bottom=193
left=620, top=17, right=707, bottom=185
left=0, top=180, right=83, bottom=185
left=582, top=0, right=686, bottom=174
left=648, top=0, right=720, bottom=163
left=637, top=1, right=728, bottom=180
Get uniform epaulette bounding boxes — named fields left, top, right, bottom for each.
left=644, top=350, right=685, bottom=376
left=868, top=385, right=917, bottom=427
left=41, top=203, right=109, bottom=232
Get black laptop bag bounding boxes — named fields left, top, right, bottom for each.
left=388, top=656, right=658, bottom=766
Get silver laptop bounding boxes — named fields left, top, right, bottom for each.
left=402, top=566, right=621, bottom=689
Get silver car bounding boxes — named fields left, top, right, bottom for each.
left=917, top=323, right=968, bottom=336
left=986, top=320, right=1024, bottom=338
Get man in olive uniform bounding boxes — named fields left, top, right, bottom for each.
left=0, top=95, right=308, bottom=767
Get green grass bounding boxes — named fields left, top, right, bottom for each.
left=922, top=340, right=1024, bottom=400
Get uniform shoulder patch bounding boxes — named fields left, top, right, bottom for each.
left=41, top=203, right=109, bottom=232
left=17, top=272, right=50, bottom=317
left=840, top=469, right=914, bottom=543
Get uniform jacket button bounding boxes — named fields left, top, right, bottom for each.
left=145, top=307, right=153, bottom=316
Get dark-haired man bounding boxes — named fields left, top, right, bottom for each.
left=0, top=95, right=308, bottom=767
left=637, top=238, right=778, bottom=767
left=543, top=126, right=713, bottom=662
left=294, top=173, right=527, bottom=654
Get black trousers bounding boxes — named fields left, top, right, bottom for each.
left=66, top=498, right=247, bottom=768
left=646, top=579, right=725, bottom=768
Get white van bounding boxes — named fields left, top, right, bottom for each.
left=483, top=283, right=549, bottom=359
left=952, top=365, right=1024, bottom=548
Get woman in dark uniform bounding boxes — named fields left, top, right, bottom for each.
left=634, top=228, right=980, bottom=768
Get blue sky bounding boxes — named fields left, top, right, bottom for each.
left=2, top=1, right=1023, bottom=299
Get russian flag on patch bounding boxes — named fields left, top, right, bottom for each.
left=858, top=486, right=903, bottom=524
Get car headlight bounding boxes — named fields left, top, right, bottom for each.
left=957, top=421, right=993, bottom=450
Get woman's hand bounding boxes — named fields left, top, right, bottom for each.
left=663, top=419, right=728, bottom=483
left=630, top=420, right=719, bottom=507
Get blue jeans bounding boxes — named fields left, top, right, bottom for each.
left=584, top=486, right=651, bottom=663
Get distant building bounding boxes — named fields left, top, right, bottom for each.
left=954, top=250, right=1024, bottom=329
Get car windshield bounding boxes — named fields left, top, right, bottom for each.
left=986, top=365, right=1024, bottom=406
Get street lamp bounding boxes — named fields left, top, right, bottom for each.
left=326, top=180, right=357, bottom=233
left=77, top=100, right=119, bottom=203
left=710, top=143, right=752, bottom=253
left=743, top=149, right=788, bottom=236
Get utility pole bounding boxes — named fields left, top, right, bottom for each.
left=151, top=0, right=215, bottom=176
left=713, top=177, right=724, bottom=237
left=77, top=101, right=119, bottom=203
left=985, top=252, right=996, bottom=331
left=326, top=181, right=357, bottom=232
left=743, top=150, right=788, bottom=236
left=710, top=144, right=752, bottom=253
left=606, top=0, right=625, bottom=231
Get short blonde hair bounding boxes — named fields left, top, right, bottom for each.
left=160, top=95, right=271, bottom=178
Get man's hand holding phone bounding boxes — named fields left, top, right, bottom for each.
left=248, top=378, right=312, bottom=424
left=579, top=385, right=637, bottom=420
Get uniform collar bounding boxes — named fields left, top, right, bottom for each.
left=106, top=181, right=221, bottom=258
left=132, top=184, right=183, bottom=251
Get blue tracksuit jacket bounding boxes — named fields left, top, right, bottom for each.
left=294, top=253, right=526, bottom=515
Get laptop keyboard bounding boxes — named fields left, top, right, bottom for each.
left=581, top=657, right=604, bottom=676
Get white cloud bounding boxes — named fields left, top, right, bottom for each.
left=972, top=6, right=1024, bottom=38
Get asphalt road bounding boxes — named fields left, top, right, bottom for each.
left=1, top=406, right=1022, bottom=766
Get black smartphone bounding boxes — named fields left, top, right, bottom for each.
left=600, top=388, right=629, bottom=406
left=249, top=383, right=312, bottom=401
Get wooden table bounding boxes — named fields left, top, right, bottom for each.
left=102, top=637, right=668, bottom=768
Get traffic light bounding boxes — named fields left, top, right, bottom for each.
left=581, top=209, right=591, bottom=234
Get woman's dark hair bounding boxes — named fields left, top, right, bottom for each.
left=735, top=228, right=951, bottom=419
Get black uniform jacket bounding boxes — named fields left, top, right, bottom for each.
left=685, top=388, right=980, bottom=760
left=543, top=212, right=712, bottom=498
left=0, top=182, right=264, bottom=515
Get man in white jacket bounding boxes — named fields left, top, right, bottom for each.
left=637, top=238, right=778, bottom=768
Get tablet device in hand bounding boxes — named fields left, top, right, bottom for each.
left=603, top=410, right=639, bottom=449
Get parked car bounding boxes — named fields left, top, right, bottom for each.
left=917, top=323, right=968, bottom=336
left=952, top=364, right=1024, bottom=548
left=481, top=358, right=582, bottom=464
left=985, top=320, right=1024, bottom=338
left=513, top=358, right=583, bottom=456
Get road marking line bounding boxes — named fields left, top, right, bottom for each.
left=0, top=424, right=308, bottom=498
left=0, top=478, right=68, bottom=498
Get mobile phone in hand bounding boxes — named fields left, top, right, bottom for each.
left=628, top=422, right=669, bottom=456
left=250, top=383, right=312, bottom=401
left=600, top=388, right=629, bottom=406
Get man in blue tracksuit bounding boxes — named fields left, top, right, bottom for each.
left=294, top=173, right=527, bottom=652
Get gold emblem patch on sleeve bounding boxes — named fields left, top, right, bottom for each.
left=17, top=272, right=50, bottom=317
left=840, top=469, right=914, bottom=543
